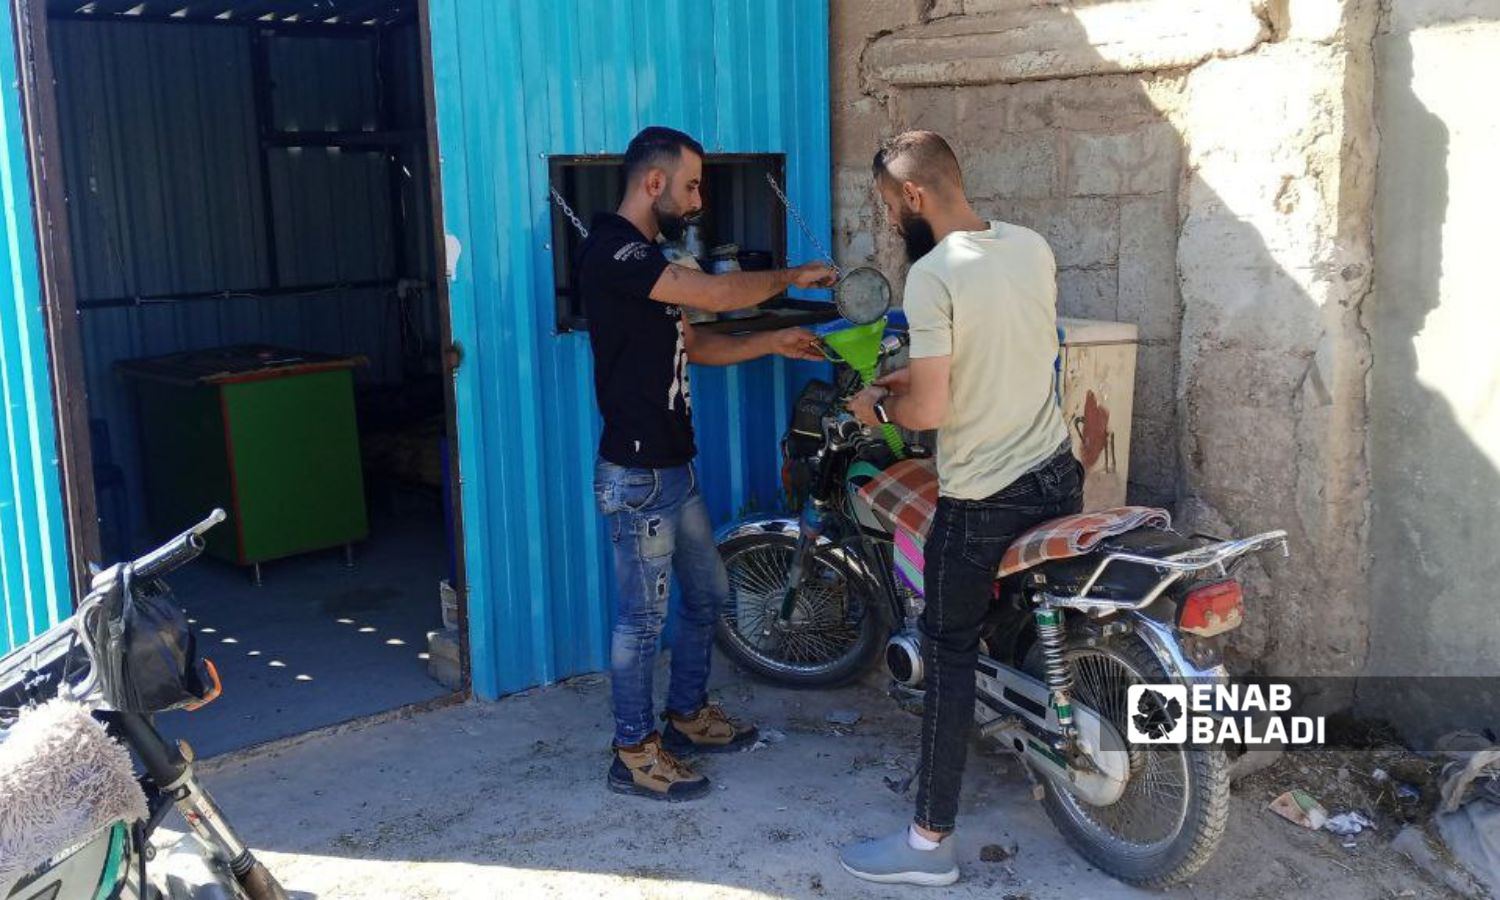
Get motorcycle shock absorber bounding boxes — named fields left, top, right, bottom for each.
left=115, top=713, right=289, bottom=900
left=167, top=756, right=288, bottom=900
left=1034, top=606, right=1076, bottom=737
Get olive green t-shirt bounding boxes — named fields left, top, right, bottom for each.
left=904, top=221, right=1068, bottom=500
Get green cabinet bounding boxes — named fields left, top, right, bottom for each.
left=119, top=346, right=368, bottom=567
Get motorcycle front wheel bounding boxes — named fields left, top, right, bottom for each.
left=1024, top=635, right=1231, bottom=888
left=715, top=531, right=884, bottom=687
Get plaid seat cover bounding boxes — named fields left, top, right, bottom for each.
left=856, top=458, right=1171, bottom=587
left=854, top=459, right=938, bottom=594
left=856, top=458, right=939, bottom=537
left=997, top=507, right=1171, bottom=578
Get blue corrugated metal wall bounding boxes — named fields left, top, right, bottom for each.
left=0, top=2, right=71, bottom=654
left=429, top=0, right=832, bottom=698
left=48, top=20, right=440, bottom=543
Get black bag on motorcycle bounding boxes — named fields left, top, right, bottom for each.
left=787, top=379, right=838, bottom=457
left=781, top=379, right=840, bottom=506
left=85, top=564, right=215, bottom=713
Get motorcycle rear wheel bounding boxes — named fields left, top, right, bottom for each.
left=715, top=531, right=883, bottom=687
left=1024, top=635, right=1230, bottom=888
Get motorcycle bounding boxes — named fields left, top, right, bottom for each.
left=0, top=511, right=288, bottom=900
left=712, top=288, right=1289, bottom=886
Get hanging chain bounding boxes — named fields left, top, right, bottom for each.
left=765, top=172, right=840, bottom=278
left=549, top=185, right=589, bottom=239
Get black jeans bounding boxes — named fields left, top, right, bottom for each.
left=915, top=448, right=1085, bottom=833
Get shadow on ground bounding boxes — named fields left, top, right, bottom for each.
left=190, top=662, right=1447, bottom=900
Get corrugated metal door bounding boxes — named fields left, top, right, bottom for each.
left=427, top=0, right=832, bottom=698
left=0, top=0, right=74, bottom=654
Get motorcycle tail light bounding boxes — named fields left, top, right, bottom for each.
left=1179, top=581, right=1244, bottom=637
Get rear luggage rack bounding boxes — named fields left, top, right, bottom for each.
left=1041, top=530, right=1290, bottom=616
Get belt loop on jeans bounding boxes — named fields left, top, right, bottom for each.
left=1036, top=445, right=1070, bottom=493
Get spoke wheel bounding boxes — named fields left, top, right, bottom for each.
left=1024, top=635, right=1231, bottom=887
left=715, top=532, right=883, bottom=686
left=1054, top=648, right=1190, bottom=848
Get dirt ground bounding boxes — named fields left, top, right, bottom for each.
left=189, top=664, right=1458, bottom=900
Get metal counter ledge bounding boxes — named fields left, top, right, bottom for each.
left=692, top=297, right=841, bottom=334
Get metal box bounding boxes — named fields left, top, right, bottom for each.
left=1057, top=319, right=1140, bottom=511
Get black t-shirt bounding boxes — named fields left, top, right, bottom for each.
left=577, top=213, right=696, bottom=468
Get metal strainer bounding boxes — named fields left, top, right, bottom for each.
left=834, top=266, right=892, bottom=325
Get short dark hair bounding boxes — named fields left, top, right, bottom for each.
left=872, top=130, right=964, bottom=195
left=623, top=126, right=705, bottom=184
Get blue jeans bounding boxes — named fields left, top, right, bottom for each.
left=594, top=460, right=728, bottom=748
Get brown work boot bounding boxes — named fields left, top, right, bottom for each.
left=608, top=733, right=711, bottom=802
left=662, top=704, right=760, bottom=755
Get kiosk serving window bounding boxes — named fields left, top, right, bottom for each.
left=548, top=154, right=787, bottom=332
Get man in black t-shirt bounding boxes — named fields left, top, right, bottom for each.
left=577, top=126, right=835, bottom=802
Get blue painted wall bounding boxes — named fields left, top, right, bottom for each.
left=427, top=0, right=832, bottom=698
left=0, top=0, right=73, bottom=655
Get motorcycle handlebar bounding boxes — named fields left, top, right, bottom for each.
left=61, top=509, right=226, bottom=706
left=106, top=509, right=227, bottom=587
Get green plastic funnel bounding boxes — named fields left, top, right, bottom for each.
left=823, top=317, right=906, bottom=458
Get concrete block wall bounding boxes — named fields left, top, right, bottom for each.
left=834, top=1, right=1198, bottom=508
left=831, top=0, right=1382, bottom=679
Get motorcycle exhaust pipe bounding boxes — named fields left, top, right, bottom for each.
left=885, top=631, right=924, bottom=687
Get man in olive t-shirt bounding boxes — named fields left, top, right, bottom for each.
left=840, top=131, right=1085, bottom=888
left=900, top=218, right=1068, bottom=500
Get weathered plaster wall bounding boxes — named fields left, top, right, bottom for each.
left=831, top=0, right=1378, bottom=678
left=1172, top=4, right=1378, bottom=678
left=1360, top=1, right=1500, bottom=737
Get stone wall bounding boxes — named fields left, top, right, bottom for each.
left=830, top=0, right=1379, bottom=678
